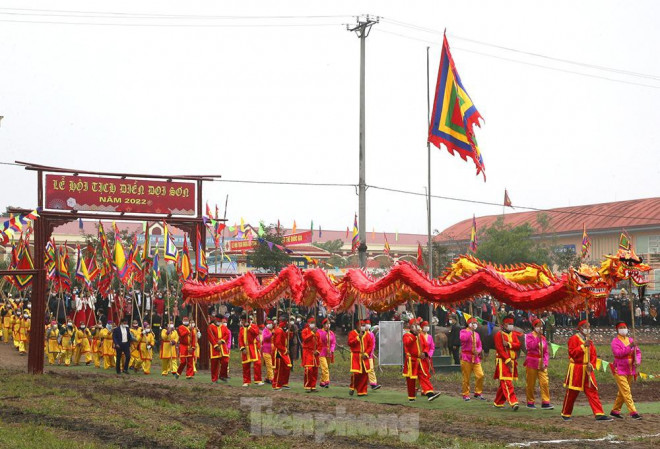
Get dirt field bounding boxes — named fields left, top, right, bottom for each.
left=0, top=343, right=659, bottom=448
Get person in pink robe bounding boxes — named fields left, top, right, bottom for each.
left=609, top=322, right=642, bottom=419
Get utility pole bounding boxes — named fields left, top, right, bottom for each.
left=347, top=15, right=378, bottom=272
left=426, top=46, right=433, bottom=279
left=347, top=15, right=378, bottom=322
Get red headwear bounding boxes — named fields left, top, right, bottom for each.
left=322, top=318, right=330, bottom=326
left=616, top=322, right=627, bottom=329
left=266, top=319, right=273, bottom=325
left=503, top=316, right=514, bottom=325
left=467, top=317, right=478, bottom=324
left=532, top=318, right=542, bottom=328
left=307, top=317, right=316, bottom=324
left=577, top=320, right=588, bottom=328
left=421, top=321, right=429, bottom=327
left=408, top=318, right=418, bottom=326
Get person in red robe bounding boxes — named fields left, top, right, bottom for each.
left=493, top=316, right=522, bottom=410
left=272, top=316, right=292, bottom=390
left=207, top=315, right=222, bottom=383
left=301, top=317, right=321, bottom=392
left=176, top=316, right=197, bottom=379
left=561, top=320, right=613, bottom=421
left=218, top=316, right=231, bottom=381
left=348, top=320, right=373, bottom=397
left=239, top=314, right=263, bottom=387
left=403, top=318, right=441, bottom=402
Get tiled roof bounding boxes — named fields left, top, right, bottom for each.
left=435, top=197, right=660, bottom=242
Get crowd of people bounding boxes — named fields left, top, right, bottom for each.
left=0, top=287, right=649, bottom=422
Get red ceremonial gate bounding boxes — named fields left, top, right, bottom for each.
left=5, top=162, right=222, bottom=374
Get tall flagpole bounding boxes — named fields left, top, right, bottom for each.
left=427, top=46, right=434, bottom=325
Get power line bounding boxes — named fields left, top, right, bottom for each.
left=375, top=28, right=660, bottom=91
left=215, top=179, right=355, bottom=188
left=0, top=18, right=345, bottom=28
left=381, top=17, right=660, bottom=82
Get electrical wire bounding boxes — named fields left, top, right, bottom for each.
left=0, top=19, right=345, bottom=28
left=375, top=28, right=660, bottom=90
left=381, top=17, right=660, bottom=82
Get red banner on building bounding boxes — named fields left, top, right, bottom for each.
left=45, top=175, right=196, bottom=215
left=282, top=231, right=312, bottom=246
left=228, top=240, right=257, bottom=252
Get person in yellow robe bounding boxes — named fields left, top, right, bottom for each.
left=58, top=320, right=77, bottom=366
left=18, top=311, right=31, bottom=355
left=90, top=323, right=103, bottom=368
left=100, top=322, right=116, bottom=369
left=160, top=322, right=179, bottom=376
left=129, top=320, right=143, bottom=371
left=2, top=303, right=13, bottom=343
left=12, top=311, right=22, bottom=350
left=45, top=321, right=61, bottom=365
left=73, top=322, right=92, bottom=365
left=139, top=322, right=156, bottom=375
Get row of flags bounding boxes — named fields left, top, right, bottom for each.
left=549, top=343, right=655, bottom=380
left=0, top=209, right=39, bottom=245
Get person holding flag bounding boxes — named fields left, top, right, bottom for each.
left=524, top=318, right=553, bottom=410
left=160, top=321, right=179, bottom=376
left=139, top=322, right=155, bottom=375
left=560, top=320, right=612, bottom=421
left=609, top=322, right=642, bottom=420
left=318, top=318, right=336, bottom=388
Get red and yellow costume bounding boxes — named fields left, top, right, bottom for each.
left=272, top=320, right=292, bottom=389
left=138, top=327, right=155, bottom=375
left=561, top=322, right=606, bottom=418
left=402, top=320, right=434, bottom=400
left=301, top=318, right=321, bottom=391
left=73, top=324, right=92, bottom=365
left=348, top=320, right=373, bottom=396
left=177, top=323, right=197, bottom=379
left=239, top=321, right=262, bottom=384
left=208, top=319, right=231, bottom=383
left=493, top=318, right=521, bottom=408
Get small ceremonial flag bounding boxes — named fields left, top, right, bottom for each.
left=78, top=218, right=83, bottom=230
left=463, top=313, right=472, bottom=322
left=113, top=222, right=130, bottom=284
left=206, top=202, right=212, bottom=218
left=619, top=231, right=631, bottom=251
left=596, top=359, right=602, bottom=371
left=428, top=33, right=485, bottom=180
left=319, top=226, right=322, bottom=238
left=504, top=189, right=513, bottom=208
left=163, top=223, right=179, bottom=264
left=292, top=220, right=297, bottom=234
left=639, top=372, right=648, bottom=380
left=240, top=217, right=245, bottom=232
left=196, top=226, right=208, bottom=280
left=581, top=224, right=591, bottom=260
left=550, top=343, right=561, bottom=358
left=310, top=220, right=314, bottom=233
left=417, top=243, right=424, bottom=267
left=345, top=227, right=349, bottom=239
left=601, top=359, right=610, bottom=372
left=258, top=222, right=265, bottom=237
left=351, top=214, right=359, bottom=253
left=179, top=234, right=192, bottom=280
left=383, top=233, right=391, bottom=255
left=215, top=204, right=219, bottom=220
left=469, top=214, right=478, bottom=253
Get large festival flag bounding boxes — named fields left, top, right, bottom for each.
left=57, top=244, right=71, bottom=292
left=131, top=235, right=144, bottom=283
left=196, top=226, right=208, bottom=280
left=45, top=239, right=56, bottom=280
left=85, top=247, right=99, bottom=281
left=581, top=224, right=591, bottom=260
left=351, top=214, right=359, bottom=253
left=163, top=223, right=179, bottom=263
left=112, top=222, right=130, bottom=284
left=75, top=245, right=88, bottom=284
left=504, top=189, right=513, bottom=208
left=179, top=234, right=192, bottom=280
left=619, top=231, right=631, bottom=251
left=10, top=236, right=34, bottom=290
left=383, top=233, right=391, bottom=255
left=97, top=259, right=112, bottom=296
left=97, top=222, right=112, bottom=263
left=469, top=214, right=478, bottom=253
left=428, top=33, right=485, bottom=180
left=151, top=248, right=160, bottom=291
left=206, top=202, right=213, bottom=218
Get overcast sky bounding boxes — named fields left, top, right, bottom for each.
left=1, top=0, right=658, bottom=236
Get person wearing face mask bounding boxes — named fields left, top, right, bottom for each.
left=17, top=310, right=31, bottom=355
left=403, top=318, right=441, bottom=402
left=419, top=321, right=435, bottom=387
left=160, top=322, right=179, bottom=376
left=129, top=320, right=143, bottom=372
left=318, top=318, right=336, bottom=388
left=91, top=323, right=103, bottom=368
left=112, top=317, right=134, bottom=375
left=73, top=321, right=92, bottom=366
left=219, top=317, right=232, bottom=380
left=2, top=303, right=12, bottom=344
left=460, top=317, right=485, bottom=401
left=301, top=317, right=321, bottom=392
left=609, top=322, right=642, bottom=420
left=238, top=314, right=263, bottom=386
left=272, top=317, right=292, bottom=390
left=493, top=316, right=522, bottom=410
left=45, top=320, right=61, bottom=365
left=447, top=314, right=462, bottom=365
left=524, top=319, right=553, bottom=410
left=561, top=320, right=612, bottom=421
left=261, top=320, right=275, bottom=384
left=176, top=316, right=197, bottom=379
left=208, top=315, right=230, bottom=383
left=364, top=320, right=381, bottom=390
left=139, top=322, right=155, bottom=375
left=100, top=321, right=116, bottom=369
left=348, top=320, right=374, bottom=397
left=60, top=320, right=77, bottom=367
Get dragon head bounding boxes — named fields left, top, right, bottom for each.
left=599, top=248, right=651, bottom=287
left=568, top=264, right=610, bottom=299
